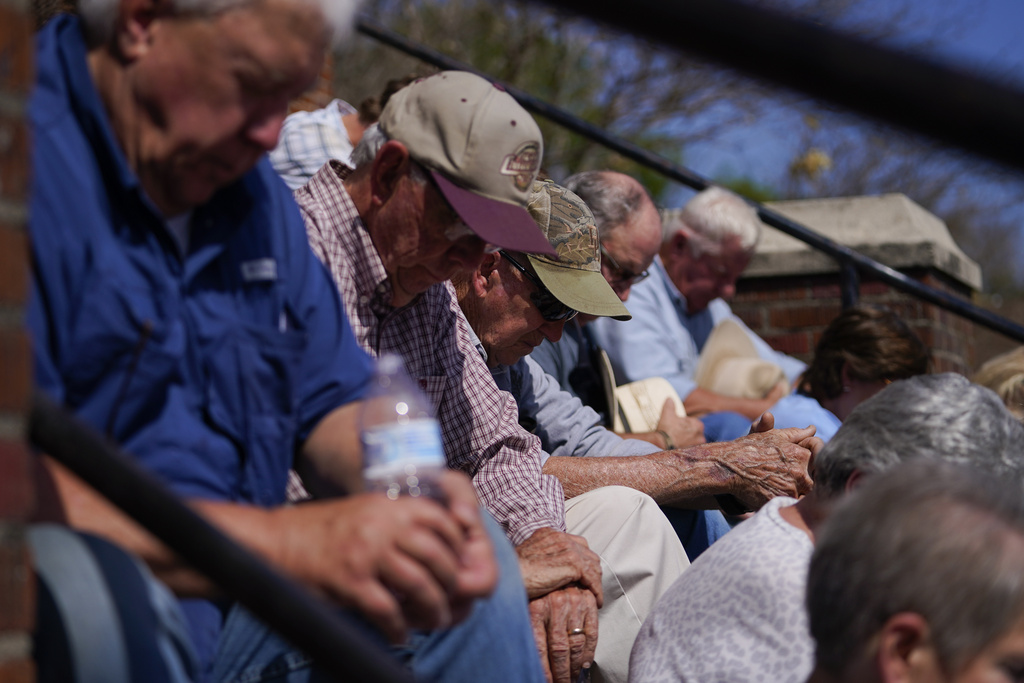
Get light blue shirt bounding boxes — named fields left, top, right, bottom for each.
left=767, top=393, right=841, bottom=442
left=269, top=98, right=357, bottom=190
left=589, top=256, right=806, bottom=400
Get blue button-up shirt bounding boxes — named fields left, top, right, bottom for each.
left=28, top=15, right=373, bottom=670
left=590, top=256, right=806, bottom=400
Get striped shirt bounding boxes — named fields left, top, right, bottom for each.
left=294, top=161, right=567, bottom=545
left=269, top=99, right=357, bottom=191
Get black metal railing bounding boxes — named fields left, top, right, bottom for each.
left=355, top=16, right=1024, bottom=344
left=29, top=393, right=412, bottom=683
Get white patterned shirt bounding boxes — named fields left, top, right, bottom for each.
left=270, top=99, right=357, bottom=191
left=629, top=496, right=814, bottom=683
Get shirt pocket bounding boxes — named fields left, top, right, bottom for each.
left=61, top=272, right=182, bottom=423
left=203, top=319, right=307, bottom=506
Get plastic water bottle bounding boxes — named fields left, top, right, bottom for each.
left=360, top=354, right=447, bottom=501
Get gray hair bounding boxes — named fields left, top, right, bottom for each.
left=349, top=124, right=427, bottom=184
left=812, top=373, right=1024, bottom=498
left=660, top=186, right=762, bottom=256
left=562, top=171, right=652, bottom=241
left=78, top=0, right=358, bottom=48
left=808, top=459, right=1024, bottom=677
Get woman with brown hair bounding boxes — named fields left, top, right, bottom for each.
left=767, top=304, right=930, bottom=441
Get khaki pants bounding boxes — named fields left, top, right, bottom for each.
left=565, top=486, right=689, bottom=683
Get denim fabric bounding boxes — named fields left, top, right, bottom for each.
left=699, top=411, right=754, bottom=443
left=31, top=525, right=199, bottom=683
left=211, top=513, right=543, bottom=683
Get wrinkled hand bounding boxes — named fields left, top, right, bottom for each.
left=657, top=399, right=705, bottom=448
left=273, top=471, right=496, bottom=643
left=717, top=413, right=815, bottom=510
left=529, top=585, right=599, bottom=683
left=516, top=528, right=603, bottom=605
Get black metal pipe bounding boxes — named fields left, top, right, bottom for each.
left=840, top=262, right=861, bottom=310
left=529, top=0, right=1024, bottom=173
left=354, top=18, right=1024, bottom=345
left=29, top=392, right=412, bottom=683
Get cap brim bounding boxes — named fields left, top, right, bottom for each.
left=529, top=257, right=632, bottom=321
left=695, top=319, right=761, bottom=387
left=431, top=171, right=556, bottom=256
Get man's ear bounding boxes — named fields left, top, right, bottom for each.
left=471, top=252, right=502, bottom=295
left=115, top=0, right=169, bottom=61
left=368, top=140, right=412, bottom=208
left=844, top=468, right=867, bottom=495
left=875, top=612, right=935, bottom=683
left=672, top=230, right=690, bottom=255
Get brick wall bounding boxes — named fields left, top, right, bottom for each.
left=0, top=0, right=35, bottom=680
left=733, top=269, right=976, bottom=376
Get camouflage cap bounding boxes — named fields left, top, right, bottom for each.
left=525, top=180, right=631, bottom=321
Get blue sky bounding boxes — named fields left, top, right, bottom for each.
left=680, top=0, right=1024, bottom=195
left=925, top=0, right=1024, bottom=82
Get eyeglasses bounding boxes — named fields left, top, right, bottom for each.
left=600, top=243, right=650, bottom=286
left=499, top=251, right=578, bottom=322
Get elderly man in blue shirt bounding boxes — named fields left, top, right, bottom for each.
left=27, top=2, right=541, bottom=682
left=589, top=186, right=807, bottom=442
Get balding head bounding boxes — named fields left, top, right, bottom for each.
left=563, top=171, right=661, bottom=304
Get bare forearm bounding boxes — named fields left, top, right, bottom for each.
left=296, top=402, right=365, bottom=496
left=683, top=387, right=769, bottom=420
left=34, top=456, right=281, bottom=597
left=541, top=448, right=734, bottom=507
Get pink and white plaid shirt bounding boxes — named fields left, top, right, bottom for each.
left=293, top=161, right=566, bottom=545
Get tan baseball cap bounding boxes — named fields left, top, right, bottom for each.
left=378, top=71, right=555, bottom=256
left=525, top=180, right=631, bottom=321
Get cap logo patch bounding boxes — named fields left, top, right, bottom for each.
left=500, top=142, right=541, bottom=191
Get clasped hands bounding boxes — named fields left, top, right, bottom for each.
left=517, top=527, right=603, bottom=683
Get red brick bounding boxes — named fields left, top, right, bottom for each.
left=0, top=331, right=29, bottom=414
left=0, top=525, right=33, bottom=633
left=810, top=283, right=842, bottom=299
left=763, top=332, right=810, bottom=355
left=0, top=228, right=28, bottom=305
left=770, top=304, right=842, bottom=330
left=0, top=442, right=32, bottom=521
left=731, top=306, right=764, bottom=330
left=0, top=7, right=34, bottom=93
left=0, top=117, right=29, bottom=203
left=0, top=658, right=35, bottom=683
left=859, top=281, right=892, bottom=297
left=734, top=286, right=795, bottom=302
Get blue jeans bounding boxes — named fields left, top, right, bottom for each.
left=30, top=524, right=198, bottom=683
left=211, top=512, right=544, bottom=683
left=700, top=411, right=752, bottom=443
left=660, top=507, right=732, bottom=560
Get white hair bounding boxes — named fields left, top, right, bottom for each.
left=350, top=124, right=428, bottom=184
left=78, top=0, right=360, bottom=48
left=660, top=186, right=762, bottom=256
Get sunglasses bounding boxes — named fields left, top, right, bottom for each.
left=499, top=251, right=578, bottom=323
left=600, top=243, right=650, bottom=286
